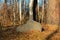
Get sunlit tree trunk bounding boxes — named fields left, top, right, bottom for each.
left=19, top=0, right=22, bottom=22
left=47, top=0, right=59, bottom=25
left=29, top=0, right=34, bottom=20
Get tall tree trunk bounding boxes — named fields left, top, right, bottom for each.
left=22, top=0, right=26, bottom=22
left=13, top=0, right=19, bottom=25
left=35, top=0, right=39, bottom=22
left=29, top=0, right=34, bottom=20
left=19, top=0, right=22, bottom=22
left=33, top=0, right=37, bottom=21
left=47, top=0, right=59, bottom=25
left=43, top=0, right=47, bottom=24
left=41, top=0, right=44, bottom=24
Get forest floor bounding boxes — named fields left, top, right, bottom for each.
left=0, top=24, right=60, bottom=40
left=48, top=25, right=60, bottom=40
left=48, top=31, right=60, bottom=40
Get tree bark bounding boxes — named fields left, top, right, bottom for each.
left=47, top=0, right=59, bottom=25
left=33, top=0, right=37, bottom=21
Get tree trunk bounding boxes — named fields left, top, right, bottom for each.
left=47, top=0, right=59, bottom=25
left=33, top=0, right=37, bottom=21
left=29, top=0, right=34, bottom=20
left=19, top=0, right=22, bottom=22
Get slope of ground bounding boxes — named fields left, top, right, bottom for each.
left=48, top=26, right=60, bottom=40
left=0, top=24, right=58, bottom=40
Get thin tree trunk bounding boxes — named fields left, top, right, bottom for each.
left=33, top=0, right=37, bottom=21
left=29, top=0, right=34, bottom=20
left=13, top=0, right=16, bottom=26
left=37, top=0, right=40, bottom=22
left=43, top=0, right=47, bottom=24
left=15, top=0, right=19, bottom=25
left=19, top=0, right=22, bottom=22
left=41, top=0, right=44, bottom=24
left=23, top=0, right=26, bottom=22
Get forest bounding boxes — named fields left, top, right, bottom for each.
left=0, top=0, right=60, bottom=40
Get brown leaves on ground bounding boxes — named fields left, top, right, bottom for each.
left=0, top=24, right=59, bottom=40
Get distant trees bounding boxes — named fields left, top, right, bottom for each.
left=1, top=0, right=20, bottom=26
left=19, top=0, right=22, bottom=23
left=3, top=0, right=9, bottom=26
left=1, top=0, right=59, bottom=27
left=13, top=0, right=19, bottom=25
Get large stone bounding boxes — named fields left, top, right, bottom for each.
left=16, top=20, right=42, bottom=32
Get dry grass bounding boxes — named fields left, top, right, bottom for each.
left=0, top=24, right=59, bottom=40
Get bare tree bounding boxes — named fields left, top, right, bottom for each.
left=29, top=0, right=34, bottom=20
left=19, top=0, right=22, bottom=23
